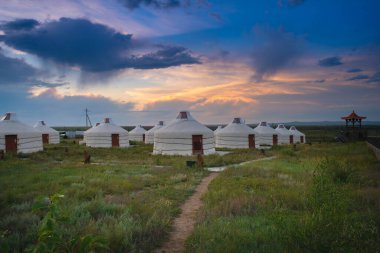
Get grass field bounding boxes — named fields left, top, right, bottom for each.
left=0, top=140, right=268, bottom=252
left=186, top=142, right=380, bottom=252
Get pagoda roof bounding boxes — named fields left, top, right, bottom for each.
left=341, top=110, right=366, bottom=120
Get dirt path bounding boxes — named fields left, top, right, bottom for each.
left=155, top=172, right=219, bottom=253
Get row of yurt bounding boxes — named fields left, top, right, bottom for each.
left=0, top=113, right=44, bottom=154
left=145, top=121, right=164, bottom=144
left=153, top=111, right=215, bottom=155
left=84, top=118, right=129, bottom=148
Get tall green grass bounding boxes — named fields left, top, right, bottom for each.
left=187, top=143, right=380, bottom=253
left=0, top=140, right=266, bottom=252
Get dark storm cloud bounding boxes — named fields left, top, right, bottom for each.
left=0, top=19, right=39, bottom=32
left=251, top=27, right=303, bottom=80
left=346, top=68, right=362, bottom=73
left=318, top=56, right=343, bottom=67
left=0, top=50, right=35, bottom=86
left=1, top=18, right=200, bottom=73
left=118, top=0, right=180, bottom=10
left=346, top=74, right=369, bottom=81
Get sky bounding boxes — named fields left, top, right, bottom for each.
left=0, top=0, right=379, bottom=126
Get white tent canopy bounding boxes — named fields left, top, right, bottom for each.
left=253, top=121, right=278, bottom=147
left=214, top=125, right=223, bottom=134
left=129, top=125, right=146, bottom=142
left=215, top=118, right=256, bottom=149
left=289, top=126, right=306, bottom=143
left=84, top=118, right=129, bottom=148
left=33, top=120, right=60, bottom=144
left=145, top=121, right=164, bottom=144
left=275, top=124, right=293, bottom=145
left=0, top=112, right=43, bottom=154
left=153, top=111, right=215, bottom=156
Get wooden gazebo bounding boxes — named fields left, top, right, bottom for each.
left=341, top=110, right=366, bottom=129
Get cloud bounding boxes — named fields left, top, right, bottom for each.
left=0, top=49, right=36, bottom=86
left=346, top=74, right=369, bottom=81
left=318, top=56, right=343, bottom=67
left=368, top=71, right=380, bottom=83
left=0, top=18, right=40, bottom=32
left=346, top=68, right=362, bottom=73
left=118, top=0, right=180, bottom=10
left=250, top=26, right=304, bottom=80
left=1, top=18, right=200, bottom=73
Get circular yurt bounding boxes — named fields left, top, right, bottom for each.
left=215, top=118, right=256, bottom=149
left=0, top=112, right=43, bottom=154
left=84, top=118, right=129, bottom=148
left=145, top=121, right=164, bottom=144
left=33, top=121, right=60, bottom=144
left=214, top=125, right=223, bottom=134
left=153, top=111, right=215, bottom=156
left=275, top=124, right=293, bottom=144
left=253, top=121, right=278, bottom=147
left=129, top=125, right=146, bottom=142
left=289, top=126, right=306, bottom=143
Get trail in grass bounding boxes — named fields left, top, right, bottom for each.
left=155, top=172, right=219, bottom=253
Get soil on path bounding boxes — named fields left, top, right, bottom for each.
left=155, top=172, right=219, bottom=253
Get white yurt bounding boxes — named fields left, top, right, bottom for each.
left=84, top=118, right=129, bottom=148
left=0, top=112, right=43, bottom=154
left=153, top=111, right=215, bottom=156
left=33, top=121, right=60, bottom=144
left=145, top=121, right=164, bottom=144
left=214, top=125, right=223, bottom=134
left=253, top=121, right=278, bottom=147
left=129, top=125, right=146, bottom=142
left=215, top=118, right=256, bottom=149
left=275, top=124, right=293, bottom=145
left=289, top=126, right=306, bottom=143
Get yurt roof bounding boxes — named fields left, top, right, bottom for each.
left=214, top=125, right=223, bottom=132
left=157, top=111, right=213, bottom=134
left=130, top=125, right=146, bottom=134
left=0, top=112, right=41, bottom=134
left=275, top=124, right=291, bottom=136
left=218, top=118, right=255, bottom=135
left=34, top=120, right=58, bottom=133
left=146, top=121, right=164, bottom=134
left=253, top=121, right=277, bottom=134
left=289, top=126, right=305, bottom=136
left=85, top=118, right=127, bottom=134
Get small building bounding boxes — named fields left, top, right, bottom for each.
left=215, top=118, right=256, bottom=149
left=275, top=124, right=293, bottom=144
left=0, top=112, right=43, bottom=154
left=253, top=122, right=278, bottom=147
left=129, top=125, right=146, bottom=142
left=289, top=126, right=306, bottom=143
left=341, top=110, right=367, bottom=140
left=145, top=121, right=164, bottom=144
left=84, top=118, right=129, bottom=148
left=153, top=111, right=215, bottom=155
left=33, top=121, right=60, bottom=144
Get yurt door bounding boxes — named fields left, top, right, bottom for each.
left=5, top=135, right=17, bottom=153
left=112, top=134, right=119, bottom=147
left=143, top=134, right=145, bottom=142
left=300, top=136, right=304, bottom=143
left=289, top=135, right=294, bottom=144
left=248, top=134, right=255, bottom=149
left=192, top=135, right=203, bottom=155
left=42, top=134, right=49, bottom=144
left=273, top=134, right=278, bottom=145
